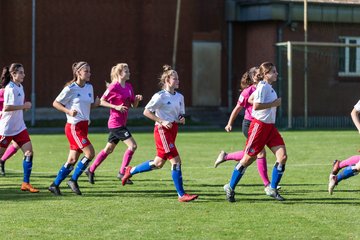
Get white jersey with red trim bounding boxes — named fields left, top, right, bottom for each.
left=0, top=81, right=27, bottom=136
left=55, top=82, right=94, bottom=124
left=145, top=90, right=185, bottom=124
left=252, top=80, right=278, bottom=124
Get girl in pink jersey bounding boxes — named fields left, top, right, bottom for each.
left=328, top=100, right=360, bottom=194
left=0, top=87, right=20, bottom=176
left=48, top=61, right=100, bottom=196
left=223, top=62, right=287, bottom=202
left=121, top=65, right=198, bottom=202
left=214, top=67, right=272, bottom=189
left=0, top=63, right=39, bottom=193
left=85, top=63, right=142, bottom=184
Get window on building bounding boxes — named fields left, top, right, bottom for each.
left=339, top=37, right=360, bottom=77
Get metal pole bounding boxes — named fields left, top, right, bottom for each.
left=287, top=41, right=293, bottom=129
left=172, top=0, right=181, bottom=69
left=31, top=0, right=36, bottom=126
left=227, top=21, right=233, bottom=112
left=304, top=0, right=308, bottom=128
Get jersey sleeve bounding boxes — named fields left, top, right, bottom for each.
left=180, top=94, right=185, bottom=115
left=145, top=93, right=161, bottom=112
left=129, top=84, right=135, bottom=103
left=101, top=83, right=114, bottom=101
left=253, top=83, right=267, bottom=104
left=4, top=86, right=16, bottom=106
left=89, top=84, right=95, bottom=104
left=354, top=100, right=360, bottom=111
left=55, top=86, right=72, bottom=105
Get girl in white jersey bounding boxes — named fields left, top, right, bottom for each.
left=121, top=65, right=198, bottom=202
left=0, top=63, right=39, bottom=193
left=223, top=62, right=287, bottom=202
left=48, top=61, right=100, bottom=196
left=0, top=86, right=20, bottom=176
left=85, top=63, right=143, bottom=184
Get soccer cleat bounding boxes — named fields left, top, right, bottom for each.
left=85, top=169, right=95, bottom=184
left=117, top=173, right=133, bottom=185
left=121, top=166, right=133, bottom=186
left=178, top=193, right=198, bottom=202
left=265, top=186, right=285, bottom=201
left=266, top=184, right=282, bottom=191
left=328, top=174, right=338, bottom=195
left=223, top=183, right=235, bottom=202
left=48, top=183, right=62, bottom=196
left=214, top=151, right=227, bottom=168
left=20, top=182, right=40, bottom=193
left=331, top=160, right=340, bottom=175
left=0, top=160, right=5, bottom=176
left=67, top=180, right=82, bottom=195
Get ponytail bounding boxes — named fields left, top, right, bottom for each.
left=1, top=63, right=23, bottom=88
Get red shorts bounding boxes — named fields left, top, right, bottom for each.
left=0, top=129, right=31, bottom=148
left=65, top=121, right=91, bottom=152
left=244, top=119, right=285, bottom=157
left=154, top=123, right=179, bottom=160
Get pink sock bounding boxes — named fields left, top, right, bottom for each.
left=89, top=150, right=108, bottom=172
left=120, top=149, right=134, bottom=174
left=1, top=144, right=18, bottom=161
left=339, top=155, right=360, bottom=168
left=224, top=151, right=244, bottom=161
left=256, top=157, right=270, bottom=186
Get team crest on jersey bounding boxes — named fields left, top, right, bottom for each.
left=18, top=93, right=21, bottom=97
left=167, top=101, right=171, bottom=105
left=77, top=94, right=81, bottom=97
left=82, top=139, right=88, bottom=144
left=88, top=93, right=92, bottom=98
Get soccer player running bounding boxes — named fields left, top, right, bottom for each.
left=328, top=100, right=360, bottom=194
left=121, top=65, right=198, bottom=202
left=0, top=86, right=20, bottom=176
left=223, top=62, right=287, bottom=202
left=85, top=63, right=142, bottom=184
left=48, top=61, right=100, bottom=196
left=214, top=67, right=274, bottom=191
left=0, top=63, right=39, bottom=192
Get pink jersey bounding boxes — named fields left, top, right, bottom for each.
left=237, top=85, right=256, bottom=121
left=0, top=88, right=4, bottom=111
left=102, top=82, right=135, bottom=128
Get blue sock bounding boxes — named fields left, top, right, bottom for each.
left=270, top=162, right=285, bottom=189
left=171, top=163, right=185, bottom=197
left=71, top=157, right=91, bottom=181
left=54, top=163, right=74, bottom=186
left=23, top=156, right=33, bottom=183
left=337, top=166, right=357, bottom=183
left=131, top=160, right=156, bottom=175
left=229, top=163, right=246, bottom=190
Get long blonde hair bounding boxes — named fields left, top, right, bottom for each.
left=110, top=63, right=128, bottom=83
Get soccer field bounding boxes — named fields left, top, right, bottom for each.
left=1, top=130, right=360, bottom=239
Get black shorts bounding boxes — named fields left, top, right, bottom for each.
left=242, top=119, right=252, bottom=138
left=108, top=126, right=132, bottom=144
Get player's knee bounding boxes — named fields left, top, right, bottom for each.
left=24, top=150, right=33, bottom=157
left=129, top=144, right=137, bottom=152
left=104, top=148, right=113, bottom=155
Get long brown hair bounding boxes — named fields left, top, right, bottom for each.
left=1, top=63, right=23, bottom=88
left=258, top=62, right=275, bottom=79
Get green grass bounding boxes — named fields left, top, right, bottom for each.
left=1, top=129, right=360, bottom=239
